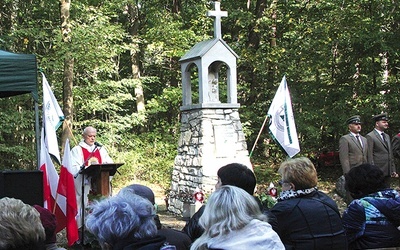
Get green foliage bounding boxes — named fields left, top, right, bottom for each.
left=0, top=96, right=37, bottom=170
left=1, top=0, right=400, bottom=191
left=253, top=162, right=280, bottom=209
left=146, top=86, right=182, bottom=133
left=112, top=133, right=176, bottom=190
left=257, top=192, right=277, bottom=209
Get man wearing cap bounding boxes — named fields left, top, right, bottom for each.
left=339, top=115, right=369, bottom=175
left=366, top=113, right=398, bottom=184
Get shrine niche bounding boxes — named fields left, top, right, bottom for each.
left=179, top=1, right=238, bottom=110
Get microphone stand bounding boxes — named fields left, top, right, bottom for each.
left=75, top=144, right=98, bottom=245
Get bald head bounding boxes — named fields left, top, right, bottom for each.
left=83, top=126, right=97, bottom=146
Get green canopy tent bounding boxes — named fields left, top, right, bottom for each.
left=0, top=50, right=40, bottom=166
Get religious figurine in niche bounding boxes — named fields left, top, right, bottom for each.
left=208, top=78, right=220, bottom=102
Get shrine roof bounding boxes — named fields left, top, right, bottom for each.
left=179, top=38, right=238, bottom=63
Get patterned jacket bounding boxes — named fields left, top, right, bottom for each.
left=342, top=189, right=400, bottom=249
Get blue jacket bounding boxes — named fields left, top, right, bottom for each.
left=342, top=189, right=400, bottom=249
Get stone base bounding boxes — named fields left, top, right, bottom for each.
left=168, top=108, right=251, bottom=214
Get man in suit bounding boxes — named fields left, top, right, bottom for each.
left=392, top=131, right=400, bottom=174
left=339, top=115, right=368, bottom=203
left=339, top=115, right=368, bottom=175
left=366, top=113, right=398, bottom=185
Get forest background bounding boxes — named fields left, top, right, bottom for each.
left=0, top=0, right=400, bottom=194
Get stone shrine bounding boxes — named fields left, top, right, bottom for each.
left=168, top=1, right=252, bottom=215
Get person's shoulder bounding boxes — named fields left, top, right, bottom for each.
left=270, top=198, right=297, bottom=212
left=183, top=204, right=205, bottom=226
left=159, top=227, right=191, bottom=240
left=339, top=134, right=349, bottom=141
left=72, top=141, right=85, bottom=149
left=315, top=190, right=335, bottom=201
left=365, top=130, right=375, bottom=137
left=392, top=133, right=400, bottom=140
left=192, top=204, right=206, bottom=217
left=158, top=228, right=192, bottom=249
left=70, top=144, right=81, bottom=153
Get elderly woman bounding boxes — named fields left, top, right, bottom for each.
left=270, top=157, right=347, bottom=250
left=0, top=197, right=46, bottom=250
left=85, top=194, right=167, bottom=250
left=190, top=185, right=284, bottom=250
left=343, top=163, right=400, bottom=249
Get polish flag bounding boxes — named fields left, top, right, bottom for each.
left=40, top=73, right=67, bottom=233
left=39, top=128, right=67, bottom=233
left=57, top=139, right=79, bottom=246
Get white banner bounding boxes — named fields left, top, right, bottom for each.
left=42, top=72, right=64, bottom=164
left=267, top=76, right=300, bottom=158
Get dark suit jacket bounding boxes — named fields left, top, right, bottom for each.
left=366, top=130, right=395, bottom=176
left=339, top=133, right=368, bottom=174
left=392, top=133, right=400, bottom=159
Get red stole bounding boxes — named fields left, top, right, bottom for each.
left=81, top=147, right=102, bottom=166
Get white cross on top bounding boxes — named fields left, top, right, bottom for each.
left=207, top=1, right=228, bottom=39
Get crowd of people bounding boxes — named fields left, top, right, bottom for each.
left=1, top=122, right=400, bottom=249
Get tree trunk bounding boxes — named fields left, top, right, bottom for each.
left=270, top=0, right=277, bottom=47
left=172, top=0, right=181, bottom=14
left=62, top=57, right=74, bottom=149
left=380, top=52, right=389, bottom=85
left=127, top=3, right=145, bottom=113
left=60, top=0, right=74, bottom=151
left=247, top=0, right=266, bottom=49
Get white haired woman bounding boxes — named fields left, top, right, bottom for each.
left=85, top=194, right=167, bottom=249
left=0, top=197, right=46, bottom=250
left=190, top=185, right=284, bottom=250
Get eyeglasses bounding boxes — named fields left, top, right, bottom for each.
left=278, top=180, right=291, bottom=187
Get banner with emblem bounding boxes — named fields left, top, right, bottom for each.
left=267, top=76, right=300, bottom=158
left=42, top=72, right=64, bottom=164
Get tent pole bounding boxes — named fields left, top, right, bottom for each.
left=35, top=100, right=40, bottom=168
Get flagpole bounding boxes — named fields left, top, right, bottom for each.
left=52, top=192, right=59, bottom=214
left=249, top=115, right=269, bottom=158
left=66, top=123, right=78, bottom=145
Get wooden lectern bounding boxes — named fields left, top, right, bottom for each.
left=81, top=163, right=123, bottom=196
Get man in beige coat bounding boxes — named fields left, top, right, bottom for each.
left=338, top=115, right=368, bottom=203
left=339, top=115, right=368, bottom=174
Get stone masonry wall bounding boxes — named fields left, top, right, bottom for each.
left=168, top=108, right=251, bottom=215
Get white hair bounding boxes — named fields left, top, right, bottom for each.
left=85, top=194, right=157, bottom=248
left=0, top=197, right=45, bottom=249
left=191, top=185, right=267, bottom=250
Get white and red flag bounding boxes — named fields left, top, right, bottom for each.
left=39, top=128, right=67, bottom=233
left=57, top=139, right=79, bottom=246
left=39, top=73, right=67, bottom=232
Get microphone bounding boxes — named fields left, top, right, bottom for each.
left=94, top=142, right=102, bottom=147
